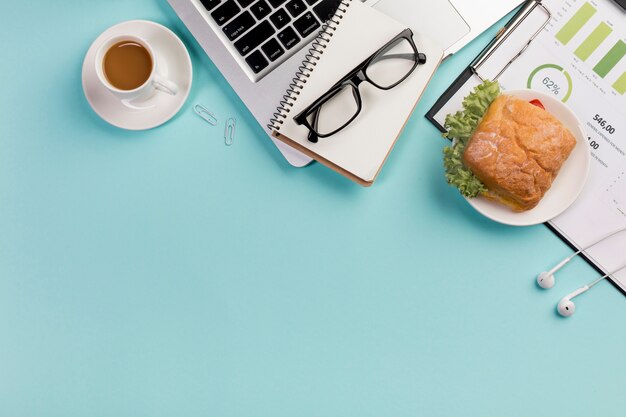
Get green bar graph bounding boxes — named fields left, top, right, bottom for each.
left=593, top=40, right=626, bottom=78
left=614, top=73, right=626, bottom=95
left=556, top=2, right=597, bottom=45
left=574, top=22, right=612, bottom=61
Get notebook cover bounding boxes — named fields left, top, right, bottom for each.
left=271, top=0, right=443, bottom=185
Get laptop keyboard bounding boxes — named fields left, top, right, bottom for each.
left=199, top=0, right=342, bottom=78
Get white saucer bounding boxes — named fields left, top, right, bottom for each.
left=82, top=20, right=192, bottom=130
left=465, top=90, right=590, bottom=226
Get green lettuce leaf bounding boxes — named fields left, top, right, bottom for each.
left=442, top=79, right=500, bottom=198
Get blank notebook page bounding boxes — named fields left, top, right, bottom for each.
left=273, top=0, right=442, bottom=184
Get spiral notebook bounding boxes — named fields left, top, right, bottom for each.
left=268, top=0, right=443, bottom=186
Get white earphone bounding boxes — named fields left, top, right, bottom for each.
left=536, top=227, right=626, bottom=317
left=537, top=227, right=626, bottom=289
left=556, top=268, right=624, bottom=317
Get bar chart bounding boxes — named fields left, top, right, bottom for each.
left=556, top=2, right=597, bottom=45
left=573, top=22, right=611, bottom=61
left=555, top=1, right=625, bottom=95
left=614, top=72, right=626, bottom=95
left=593, top=40, right=626, bottom=78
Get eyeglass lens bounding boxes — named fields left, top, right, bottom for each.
left=366, top=37, right=417, bottom=89
left=306, top=36, right=418, bottom=138
left=306, top=84, right=360, bottom=136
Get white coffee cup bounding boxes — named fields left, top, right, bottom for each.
left=95, top=35, right=178, bottom=101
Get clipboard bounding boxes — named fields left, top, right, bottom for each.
left=426, top=0, right=551, bottom=131
left=426, top=0, right=626, bottom=296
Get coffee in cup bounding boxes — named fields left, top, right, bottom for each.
left=95, top=35, right=178, bottom=101
left=103, top=40, right=153, bottom=91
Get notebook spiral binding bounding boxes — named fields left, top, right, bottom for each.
left=267, top=0, right=352, bottom=132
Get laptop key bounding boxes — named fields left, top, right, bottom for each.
left=293, top=11, right=320, bottom=37
left=269, top=8, right=291, bottom=29
left=285, top=0, right=306, bottom=17
left=236, top=0, right=255, bottom=7
left=223, top=11, right=256, bottom=41
left=261, top=39, right=285, bottom=62
left=250, top=0, right=271, bottom=19
left=211, top=0, right=241, bottom=26
left=312, top=0, right=341, bottom=21
left=245, top=50, right=270, bottom=73
left=268, top=0, right=287, bottom=6
left=304, top=0, right=319, bottom=4
left=234, top=20, right=276, bottom=55
left=200, top=0, right=222, bottom=11
left=277, top=27, right=300, bottom=50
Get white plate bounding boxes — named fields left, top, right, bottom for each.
left=82, top=20, right=192, bottom=130
left=465, top=90, right=590, bottom=226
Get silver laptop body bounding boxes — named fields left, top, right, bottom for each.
left=167, top=0, right=521, bottom=167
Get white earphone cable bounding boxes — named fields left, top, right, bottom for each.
left=576, top=227, right=626, bottom=257
left=587, top=263, right=626, bottom=288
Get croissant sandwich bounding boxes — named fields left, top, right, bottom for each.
left=443, top=81, right=577, bottom=212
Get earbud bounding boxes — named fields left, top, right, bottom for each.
left=555, top=264, right=625, bottom=317
left=537, top=227, right=626, bottom=290
left=537, top=271, right=555, bottom=289
left=537, top=256, right=573, bottom=289
left=557, top=286, right=589, bottom=317
left=557, top=298, right=575, bottom=317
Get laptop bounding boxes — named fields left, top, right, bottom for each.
left=167, top=0, right=522, bottom=167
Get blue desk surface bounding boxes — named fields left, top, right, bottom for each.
left=1, top=2, right=624, bottom=416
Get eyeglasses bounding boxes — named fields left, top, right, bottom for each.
left=293, top=29, right=426, bottom=143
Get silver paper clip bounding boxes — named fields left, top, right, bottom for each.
left=194, top=104, right=218, bottom=126
left=224, top=117, right=236, bottom=146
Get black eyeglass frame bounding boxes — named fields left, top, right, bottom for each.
left=293, top=28, right=427, bottom=143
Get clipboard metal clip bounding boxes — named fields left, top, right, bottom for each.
left=471, top=0, right=552, bottom=82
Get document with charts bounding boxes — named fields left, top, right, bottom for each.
left=430, top=0, right=626, bottom=294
